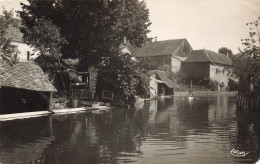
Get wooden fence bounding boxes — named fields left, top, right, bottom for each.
left=70, top=88, right=93, bottom=100
left=237, top=93, right=260, bottom=111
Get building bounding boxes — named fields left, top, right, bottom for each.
left=149, top=70, right=175, bottom=99
left=181, top=49, right=233, bottom=91
left=6, top=18, right=36, bottom=61
left=0, top=59, right=57, bottom=114
left=128, top=39, right=193, bottom=73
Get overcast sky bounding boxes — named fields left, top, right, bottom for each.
left=1, top=0, right=260, bottom=53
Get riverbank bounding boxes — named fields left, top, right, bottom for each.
left=0, top=92, right=238, bottom=121
left=174, top=91, right=238, bottom=96
left=0, top=106, right=113, bottom=121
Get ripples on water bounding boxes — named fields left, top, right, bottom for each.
left=0, top=95, right=260, bottom=164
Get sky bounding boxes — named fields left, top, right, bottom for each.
left=1, top=0, right=260, bottom=53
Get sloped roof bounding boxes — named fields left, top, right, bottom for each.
left=0, top=60, right=57, bottom=92
left=173, top=55, right=187, bottom=61
left=184, top=49, right=233, bottom=66
left=128, top=39, right=190, bottom=57
left=155, top=71, right=175, bottom=88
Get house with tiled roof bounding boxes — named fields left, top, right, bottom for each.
left=128, top=39, right=193, bottom=73
left=181, top=49, right=233, bottom=91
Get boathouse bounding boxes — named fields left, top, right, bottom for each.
left=149, top=70, right=175, bottom=98
left=0, top=59, right=57, bottom=114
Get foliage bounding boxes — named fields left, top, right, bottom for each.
left=0, top=9, right=19, bottom=64
left=22, top=18, right=66, bottom=59
left=218, top=47, right=233, bottom=57
left=18, top=0, right=152, bottom=104
left=96, top=53, right=149, bottom=106
left=18, top=0, right=151, bottom=70
left=22, top=18, right=67, bottom=74
left=233, top=17, right=260, bottom=94
left=138, top=57, right=158, bottom=70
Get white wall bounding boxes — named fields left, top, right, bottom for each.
left=150, top=74, right=158, bottom=99
left=11, top=41, right=37, bottom=61
left=171, top=57, right=182, bottom=73
left=210, top=64, right=230, bottom=90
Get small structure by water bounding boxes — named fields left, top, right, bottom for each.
left=0, top=59, right=57, bottom=114
left=149, top=70, right=175, bottom=99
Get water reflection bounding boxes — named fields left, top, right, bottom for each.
left=0, top=95, right=259, bottom=163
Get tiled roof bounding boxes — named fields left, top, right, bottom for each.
left=128, top=39, right=190, bottom=57
left=184, top=49, right=233, bottom=66
left=155, top=71, right=175, bottom=88
left=0, top=60, right=57, bottom=92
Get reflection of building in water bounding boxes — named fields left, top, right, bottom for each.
left=208, top=95, right=236, bottom=125
left=175, top=97, right=210, bottom=129
left=148, top=99, right=158, bottom=124
left=157, top=98, right=165, bottom=110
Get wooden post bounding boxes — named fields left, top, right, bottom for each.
left=48, top=92, right=53, bottom=112
left=49, top=115, right=53, bottom=136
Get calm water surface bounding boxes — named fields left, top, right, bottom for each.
left=0, top=95, right=260, bottom=164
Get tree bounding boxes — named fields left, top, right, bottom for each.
left=18, top=0, right=151, bottom=71
left=0, top=9, right=19, bottom=64
left=96, top=53, right=149, bottom=106
left=22, top=18, right=67, bottom=74
left=18, top=0, right=152, bottom=105
left=233, top=17, right=260, bottom=94
left=218, top=47, right=233, bottom=57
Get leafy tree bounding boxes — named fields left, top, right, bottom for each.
left=218, top=47, right=233, bottom=57
left=18, top=0, right=152, bottom=105
left=0, top=9, right=19, bottom=64
left=233, top=17, right=260, bottom=94
left=96, top=53, right=149, bottom=106
left=18, top=0, right=151, bottom=71
left=22, top=18, right=67, bottom=74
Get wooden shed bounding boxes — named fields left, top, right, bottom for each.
left=0, top=59, right=57, bottom=114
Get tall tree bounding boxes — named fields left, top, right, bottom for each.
left=18, top=0, right=152, bottom=105
left=233, top=17, right=260, bottom=94
left=18, top=0, right=151, bottom=71
left=0, top=9, right=19, bottom=64
left=22, top=17, right=66, bottom=74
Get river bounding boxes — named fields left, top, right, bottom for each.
left=0, top=95, right=260, bottom=164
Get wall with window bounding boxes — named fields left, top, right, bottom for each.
left=209, top=64, right=230, bottom=90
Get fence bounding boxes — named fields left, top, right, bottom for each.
left=70, top=88, right=93, bottom=100
left=237, top=93, right=260, bottom=111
